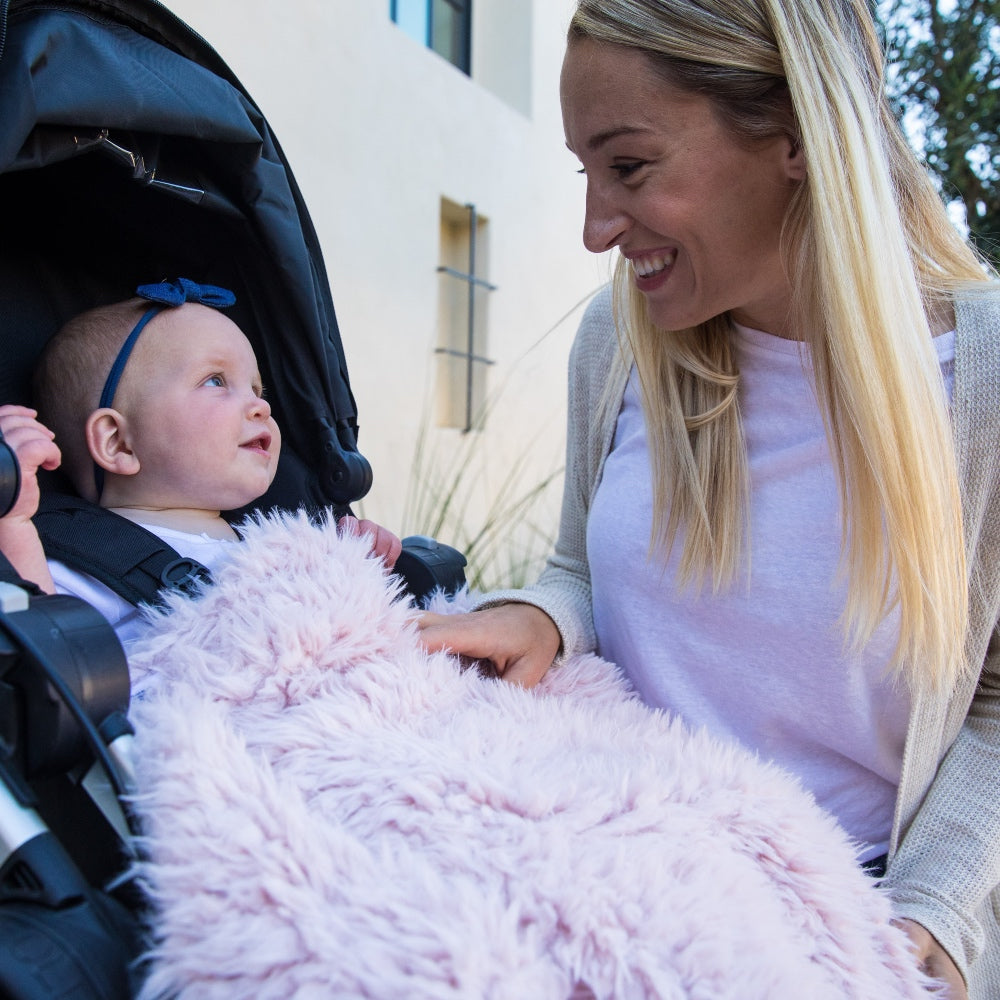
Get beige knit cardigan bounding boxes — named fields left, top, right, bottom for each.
left=480, top=284, right=1000, bottom=995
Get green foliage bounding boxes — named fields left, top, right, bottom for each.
left=880, top=0, right=1000, bottom=261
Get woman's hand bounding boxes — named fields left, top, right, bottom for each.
left=417, top=603, right=561, bottom=687
left=896, top=919, right=967, bottom=998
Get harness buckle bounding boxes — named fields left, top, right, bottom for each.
left=159, top=558, right=211, bottom=595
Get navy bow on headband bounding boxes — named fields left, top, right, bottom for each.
left=98, top=278, right=237, bottom=412
left=94, top=278, right=237, bottom=497
left=134, top=277, right=236, bottom=310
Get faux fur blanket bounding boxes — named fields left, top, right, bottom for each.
left=127, top=511, right=932, bottom=999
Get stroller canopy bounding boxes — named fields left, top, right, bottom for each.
left=0, top=0, right=373, bottom=509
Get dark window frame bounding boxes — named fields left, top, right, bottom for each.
left=435, top=203, right=496, bottom=432
left=390, top=0, right=471, bottom=75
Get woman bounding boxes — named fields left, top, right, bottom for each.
left=419, top=1, right=1000, bottom=994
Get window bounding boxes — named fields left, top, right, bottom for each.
left=435, top=200, right=495, bottom=431
left=390, top=0, right=472, bottom=75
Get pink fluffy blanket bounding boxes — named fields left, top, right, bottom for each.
left=126, top=511, right=932, bottom=999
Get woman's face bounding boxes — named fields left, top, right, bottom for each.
left=560, top=38, right=805, bottom=337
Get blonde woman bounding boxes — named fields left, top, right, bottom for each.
left=419, top=1, right=1000, bottom=993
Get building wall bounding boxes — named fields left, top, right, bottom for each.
left=164, top=0, right=609, bottom=586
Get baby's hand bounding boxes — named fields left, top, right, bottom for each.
left=0, top=406, right=61, bottom=522
left=338, top=515, right=402, bottom=569
left=0, top=406, right=60, bottom=592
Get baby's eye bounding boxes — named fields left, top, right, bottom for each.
left=203, top=374, right=226, bottom=388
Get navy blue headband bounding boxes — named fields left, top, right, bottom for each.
left=93, top=278, right=236, bottom=498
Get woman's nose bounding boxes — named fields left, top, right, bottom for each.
left=583, top=181, right=629, bottom=253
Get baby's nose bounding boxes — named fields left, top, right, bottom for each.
left=249, top=393, right=271, bottom=418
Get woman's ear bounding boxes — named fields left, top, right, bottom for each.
left=786, top=136, right=806, bottom=181
left=85, top=408, right=141, bottom=478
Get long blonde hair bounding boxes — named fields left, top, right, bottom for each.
left=571, top=0, right=992, bottom=690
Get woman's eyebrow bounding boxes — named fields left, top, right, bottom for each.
left=585, top=125, right=651, bottom=151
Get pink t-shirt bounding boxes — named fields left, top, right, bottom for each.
left=588, top=325, right=955, bottom=860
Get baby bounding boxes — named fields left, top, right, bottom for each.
left=0, top=278, right=398, bottom=641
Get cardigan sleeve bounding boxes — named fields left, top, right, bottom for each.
left=883, top=627, right=1000, bottom=982
left=880, top=287, right=1000, bottom=987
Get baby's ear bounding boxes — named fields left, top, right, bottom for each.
left=85, top=408, right=141, bottom=478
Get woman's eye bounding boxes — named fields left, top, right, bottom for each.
left=612, top=161, right=645, bottom=180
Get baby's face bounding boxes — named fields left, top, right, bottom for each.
left=112, top=303, right=281, bottom=513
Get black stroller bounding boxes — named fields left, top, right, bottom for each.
left=0, top=2, right=463, bottom=995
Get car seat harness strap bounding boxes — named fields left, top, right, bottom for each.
left=34, top=493, right=212, bottom=608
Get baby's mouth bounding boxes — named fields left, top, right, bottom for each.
left=242, top=432, right=271, bottom=454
